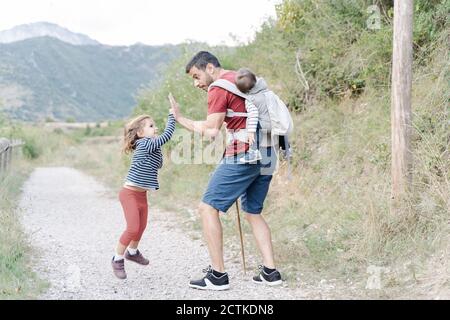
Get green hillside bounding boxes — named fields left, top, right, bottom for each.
left=133, top=0, right=449, bottom=295
left=0, top=37, right=181, bottom=121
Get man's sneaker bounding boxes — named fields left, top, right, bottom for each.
left=111, top=258, right=127, bottom=280
left=240, top=149, right=262, bottom=164
left=125, top=249, right=149, bottom=265
left=252, top=265, right=283, bottom=286
left=189, top=266, right=230, bottom=291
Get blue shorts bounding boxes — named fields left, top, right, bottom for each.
left=202, top=147, right=277, bottom=214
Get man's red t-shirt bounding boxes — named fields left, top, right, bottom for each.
left=208, top=71, right=249, bottom=156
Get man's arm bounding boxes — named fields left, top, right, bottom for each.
left=169, top=93, right=225, bottom=137
left=177, top=113, right=225, bottom=137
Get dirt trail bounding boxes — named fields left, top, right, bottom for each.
left=20, top=167, right=316, bottom=300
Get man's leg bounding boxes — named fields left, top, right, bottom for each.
left=240, top=146, right=283, bottom=285
left=245, top=213, right=275, bottom=269
left=200, top=160, right=259, bottom=273
left=192, top=158, right=260, bottom=290
left=189, top=202, right=230, bottom=291
left=246, top=212, right=282, bottom=286
left=199, top=202, right=225, bottom=273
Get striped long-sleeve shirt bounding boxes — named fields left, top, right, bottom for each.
left=125, top=114, right=175, bottom=190
left=245, top=100, right=259, bottom=133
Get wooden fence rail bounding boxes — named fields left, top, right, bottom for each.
left=0, top=138, right=24, bottom=177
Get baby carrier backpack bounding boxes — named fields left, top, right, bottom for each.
left=209, top=78, right=294, bottom=178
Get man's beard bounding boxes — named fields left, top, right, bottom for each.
left=203, top=73, right=214, bottom=90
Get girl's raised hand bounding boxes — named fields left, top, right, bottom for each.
left=168, top=92, right=181, bottom=120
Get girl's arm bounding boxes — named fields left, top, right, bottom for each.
left=143, top=114, right=176, bottom=153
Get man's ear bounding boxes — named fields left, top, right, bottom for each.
left=206, top=63, right=215, bottom=75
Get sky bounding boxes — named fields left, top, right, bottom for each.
left=0, top=0, right=281, bottom=46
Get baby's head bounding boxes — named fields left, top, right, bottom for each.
left=236, top=68, right=257, bottom=93
left=123, top=115, right=156, bottom=154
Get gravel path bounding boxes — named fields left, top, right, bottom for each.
left=19, top=167, right=310, bottom=300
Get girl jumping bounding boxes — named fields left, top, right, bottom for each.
left=112, top=107, right=175, bottom=279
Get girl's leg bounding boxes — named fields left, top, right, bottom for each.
left=118, top=189, right=141, bottom=253
left=128, top=198, right=148, bottom=251
left=124, top=199, right=150, bottom=265
left=128, top=241, right=139, bottom=251
left=115, top=242, right=127, bottom=257
left=113, top=189, right=144, bottom=279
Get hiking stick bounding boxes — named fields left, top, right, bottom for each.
left=235, top=200, right=246, bottom=274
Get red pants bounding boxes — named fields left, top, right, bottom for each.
left=118, top=188, right=148, bottom=246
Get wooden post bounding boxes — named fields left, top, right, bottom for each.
left=0, top=152, right=3, bottom=174
left=0, top=138, right=23, bottom=177
left=391, top=0, right=413, bottom=211
left=0, top=138, right=9, bottom=175
left=11, top=139, right=23, bottom=165
left=6, top=146, right=11, bottom=170
left=235, top=200, right=246, bottom=274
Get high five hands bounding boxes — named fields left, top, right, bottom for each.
left=168, top=92, right=181, bottom=121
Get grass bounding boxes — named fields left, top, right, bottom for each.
left=0, top=159, right=48, bottom=299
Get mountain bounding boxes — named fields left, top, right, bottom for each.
left=0, top=22, right=100, bottom=46
left=0, top=29, right=181, bottom=122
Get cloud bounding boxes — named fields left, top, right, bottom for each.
left=0, top=0, right=280, bottom=46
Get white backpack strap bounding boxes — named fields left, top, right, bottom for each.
left=226, top=109, right=248, bottom=117
left=209, top=79, right=249, bottom=118
left=209, top=79, right=249, bottom=99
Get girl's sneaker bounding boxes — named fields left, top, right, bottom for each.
left=125, top=249, right=149, bottom=265
left=111, top=258, right=127, bottom=279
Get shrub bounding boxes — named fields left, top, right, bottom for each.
left=22, top=137, right=42, bottom=160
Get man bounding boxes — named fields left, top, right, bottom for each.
left=169, top=51, right=282, bottom=291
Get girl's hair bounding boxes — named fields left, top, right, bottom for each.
left=122, top=115, right=152, bottom=154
